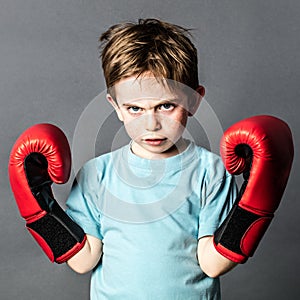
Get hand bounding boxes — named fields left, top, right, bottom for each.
left=214, top=115, right=294, bottom=263
left=8, top=123, right=86, bottom=263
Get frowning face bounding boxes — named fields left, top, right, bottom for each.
left=107, top=75, right=202, bottom=159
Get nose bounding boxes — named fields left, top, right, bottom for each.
left=145, top=111, right=161, bottom=131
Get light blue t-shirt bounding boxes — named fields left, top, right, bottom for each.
left=66, top=141, right=237, bottom=300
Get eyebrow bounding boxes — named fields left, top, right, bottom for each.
left=121, top=98, right=182, bottom=107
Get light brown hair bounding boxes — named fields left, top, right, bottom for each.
left=99, top=19, right=199, bottom=96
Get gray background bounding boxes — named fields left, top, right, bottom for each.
left=1, top=0, right=299, bottom=299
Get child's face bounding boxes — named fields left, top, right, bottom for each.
left=107, top=74, right=201, bottom=159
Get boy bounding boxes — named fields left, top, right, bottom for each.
left=9, top=17, right=294, bottom=300
left=66, top=19, right=238, bottom=299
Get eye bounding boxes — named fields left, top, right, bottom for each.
left=128, top=106, right=142, bottom=114
left=158, top=103, right=176, bottom=111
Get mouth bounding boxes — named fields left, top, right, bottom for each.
left=143, top=137, right=167, bottom=146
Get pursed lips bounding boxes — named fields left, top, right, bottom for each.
left=142, top=137, right=168, bottom=146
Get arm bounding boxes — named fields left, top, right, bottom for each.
left=213, top=115, right=294, bottom=264
left=8, top=124, right=87, bottom=263
left=197, top=116, right=293, bottom=275
left=67, top=234, right=103, bottom=274
left=197, top=236, right=237, bottom=278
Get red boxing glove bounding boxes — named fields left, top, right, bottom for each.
left=214, top=115, right=294, bottom=263
left=8, top=124, right=86, bottom=263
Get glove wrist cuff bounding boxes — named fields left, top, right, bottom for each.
left=214, top=205, right=273, bottom=263
left=26, top=200, right=86, bottom=263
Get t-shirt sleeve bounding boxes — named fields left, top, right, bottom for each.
left=66, top=159, right=103, bottom=240
left=198, top=159, right=238, bottom=239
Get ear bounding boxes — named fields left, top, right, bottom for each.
left=196, top=85, right=205, bottom=97
left=188, top=85, right=205, bottom=116
left=106, top=94, right=124, bottom=122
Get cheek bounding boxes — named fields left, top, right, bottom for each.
left=165, top=110, right=188, bottom=128
left=117, top=109, right=143, bottom=137
left=161, top=112, right=188, bottom=136
left=123, top=117, right=144, bottom=138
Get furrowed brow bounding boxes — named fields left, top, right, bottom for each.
left=122, top=98, right=181, bottom=107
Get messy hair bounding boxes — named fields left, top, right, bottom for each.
left=99, top=18, right=199, bottom=96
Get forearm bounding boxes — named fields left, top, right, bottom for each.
left=197, top=236, right=237, bottom=278
left=67, top=234, right=103, bottom=274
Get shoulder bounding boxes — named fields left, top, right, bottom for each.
left=193, top=144, right=237, bottom=207
left=77, top=145, right=127, bottom=181
left=193, top=144, right=225, bottom=172
left=191, top=143, right=234, bottom=190
left=83, top=145, right=126, bottom=169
